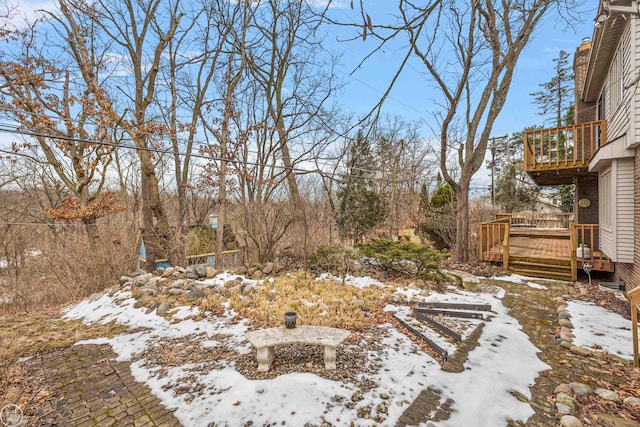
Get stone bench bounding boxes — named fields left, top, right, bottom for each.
left=246, top=326, right=351, bottom=372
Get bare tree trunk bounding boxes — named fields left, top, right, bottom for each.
left=82, top=216, right=100, bottom=253
left=455, top=183, right=470, bottom=261
left=139, top=147, right=172, bottom=268
left=215, top=158, right=227, bottom=269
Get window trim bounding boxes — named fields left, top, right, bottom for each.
left=599, top=169, right=612, bottom=232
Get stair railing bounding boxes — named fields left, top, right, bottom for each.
left=503, top=219, right=510, bottom=268
left=478, top=215, right=511, bottom=263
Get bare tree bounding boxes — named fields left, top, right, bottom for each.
left=359, top=0, right=582, bottom=260
left=245, top=0, right=341, bottom=207
left=54, top=0, right=183, bottom=268
left=0, top=21, right=119, bottom=250
left=200, top=2, right=252, bottom=268
left=159, top=0, right=244, bottom=232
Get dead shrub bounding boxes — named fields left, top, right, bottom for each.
left=0, top=218, right=135, bottom=314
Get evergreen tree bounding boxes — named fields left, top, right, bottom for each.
left=492, top=130, right=540, bottom=212
left=430, top=183, right=455, bottom=209
left=530, top=50, right=575, bottom=211
left=335, top=131, right=386, bottom=243
left=530, top=50, right=573, bottom=127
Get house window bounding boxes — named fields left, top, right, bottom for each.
left=597, top=93, right=605, bottom=121
left=600, top=170, right=611, bottom=230
left=609, top=49, right=623, bottom=113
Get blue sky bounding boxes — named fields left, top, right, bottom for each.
left=322, top=3, right=598, bottom=190
left=13, top=1, right=598, bottom=137
left=326, top=3, right=597, bottom=136
left=10, top=1, right=598, bottom=192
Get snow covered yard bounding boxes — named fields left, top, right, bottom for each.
left=566, top=300, right=640, bottom=361
left=60, top=271, right=636, bottom=426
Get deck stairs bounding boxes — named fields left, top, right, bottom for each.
left=479, top=213, right=613, bottom=282
left=507, top=231, right=573, bottom=281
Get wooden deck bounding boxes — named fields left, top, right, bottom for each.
left=479, top=213, right=614, bottom=280
left=484, top=236, right=571, bottom=261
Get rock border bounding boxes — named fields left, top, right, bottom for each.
left=552, top=295, right=636, bottom=425
left=553, top=295, right=630, bottom=364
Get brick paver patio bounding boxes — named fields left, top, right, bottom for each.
left=25, top=344, right=180, bottom=427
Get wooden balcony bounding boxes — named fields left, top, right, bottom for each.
left=524, top=120, right=607, bottom=186
left=479, top=212, right=613, bottom=281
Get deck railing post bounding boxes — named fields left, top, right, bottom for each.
left=570, top=222, right=577, bottom=281
left=479, top=224, right=485, bottom=260
left=503, top=220, right=510, bottom=268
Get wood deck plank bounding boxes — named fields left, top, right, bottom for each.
left=485, top=236, right=571, bottom=261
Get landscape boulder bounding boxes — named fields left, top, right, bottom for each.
left=186, top=284, right=205, bottom=300
left=195, top=265, right=207, bottom=278
left=262, top=262, right=275, bottom=275
left=205, top=267, right=218, bottom=279
left=560, top=415, right=583, bottom=427
left=568, top=383, right=593, bottom=396
left=594, top=388, right=620, bottom=402
left=157, top=301, right=171, bottom=316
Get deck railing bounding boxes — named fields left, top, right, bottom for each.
left=570, top=223, right=611, bottom=280
left=138, top=249, right=239, bottom=271
left=478, top=217, right=510, bottom=267
left=524, top=120, right=607, bottom=172
left=570, top=223, right=602, bottom=263
left=509, top=212, right=574, bottom=229
left=479, top=215, right=612, bottom=278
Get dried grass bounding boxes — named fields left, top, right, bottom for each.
left=0, top=220, right=135, bottom=314
left=227, top=272, right=393, bottom=331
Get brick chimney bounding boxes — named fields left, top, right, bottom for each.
left=573, top=38, right=596, bottom=125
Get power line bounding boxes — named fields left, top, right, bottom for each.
left=0, top=221, right=86, bottom=227
left=0, top=106, right=425, bottom=178
left=0, top=124, right=433, bottom=184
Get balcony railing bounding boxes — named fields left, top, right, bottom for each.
left=524, top=120, right=607, bottom=173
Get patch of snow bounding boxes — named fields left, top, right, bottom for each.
left=65, top=285, right=548, bottom=426
left=392, top=286, right=423, bottom=300
left=423, top=290, right=549, bottom=426
left=567, top=300, right=639, bottom=360
left=200, top=340, right=219, bottom=348
left=171, top=306, right=200, bottom=320
left=491, top=274, right=550, bottom=289
left=198, top=272, right=262, bottom=289
left=64, top=290, right=252, bottom=361
left=315, top=272, right=386, bottom=288
left=342, top=274, right=386, bottom=288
